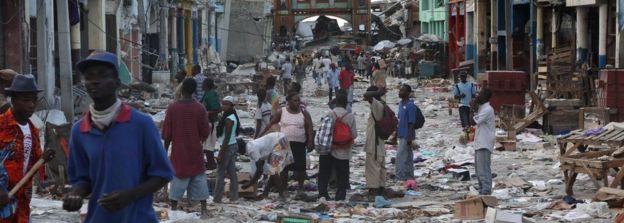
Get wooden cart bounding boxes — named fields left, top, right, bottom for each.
left=558, top=127, right=624, bottom=195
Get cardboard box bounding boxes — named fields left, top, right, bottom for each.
left=485, top=207, right=523, bottom=223
left=593, top=187, right=624, bottom=208
left=454, top=196, right=498, bottom=220
left=224, top=172, right=257, bottom=198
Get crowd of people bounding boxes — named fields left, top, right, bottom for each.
left=0, top=47, right=497, bottom=222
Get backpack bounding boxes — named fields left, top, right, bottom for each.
left=373, top=103, right=398, bottom=140
left=332, top=112, right=354, bottom=149
left=414, top=105, right=425, bottom=129
left=314, top=114, right=334, bottom=155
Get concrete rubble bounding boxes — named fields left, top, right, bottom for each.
left=30, top=75, right=624, bottom=222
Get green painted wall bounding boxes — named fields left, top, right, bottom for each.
left=419, top=0, right=448, bottom=41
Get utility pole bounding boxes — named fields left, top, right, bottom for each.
left=159, top=0, right=169, bottom=69
left=36, top=0, right=55, bottom=107
left=56, top=0, right=74, bottom=121
left=490, top=0, right=497, bottom=70
left=137, top=0, right=147, bottom=33
left=504, top=0, right=513, bottom=70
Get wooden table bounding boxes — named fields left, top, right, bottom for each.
left=560, top=149, right=624, bottom=195
left=558, top=127, right=624, bottom=195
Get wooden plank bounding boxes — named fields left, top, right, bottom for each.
left=611, top=170, right=624, bottom=188
left=604, top=132, right=624, bottom=141
left=595, top=129, right=615, bottom=140
left=613, top=133, right=624, bottom=143
left=597, top=187, right=624, bottom=195
left=603, top=129, right=624, bottom=140
left=587, top=129, right=615, bottom=143
left=563, top=142, right=582, bottom=156
left=608, top=131, right=624, bottom=142
left=580, top=161, right=602, bottom=189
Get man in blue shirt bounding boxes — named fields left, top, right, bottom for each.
left=453, top=72, right=477, bottom=128
left=396, top=84, right=417, bottom=181
left=63, top=51, right=174, bottom=223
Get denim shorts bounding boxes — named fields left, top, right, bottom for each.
left=169, top=173, right=210, bottom=201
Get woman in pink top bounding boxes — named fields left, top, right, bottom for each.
left=260, top=92, right=313, bottom=200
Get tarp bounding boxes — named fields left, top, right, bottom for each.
left=397, top=38, right=412, bottom=45
left=296, top=22, right=314, bottom=39
left=374, top=40, right=396, bottom=51
left=417, top=34, right=443, bottom=42
left=118, top=61, right=132, bottom=85
left=230, top=63, right=257, bottom=76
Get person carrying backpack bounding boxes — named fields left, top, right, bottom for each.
left=395, top=84, right=424, bottom=181
left=453, top=72, right=477, bottom=128
left=317, top=91, right=357, bottom=201
left=364, top=86, right=394, bottom=207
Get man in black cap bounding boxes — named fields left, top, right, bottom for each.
left=63, top=51, right=174, bottom=223
left=0, top=74, right=55, bottom=222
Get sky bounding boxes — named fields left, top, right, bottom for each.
left=301, top=16, right=350, bottom=28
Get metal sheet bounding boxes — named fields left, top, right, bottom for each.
left=566, top=0, right=604, bottom=6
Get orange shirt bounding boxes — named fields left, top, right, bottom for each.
left=0, top=109, right=41, bottom=223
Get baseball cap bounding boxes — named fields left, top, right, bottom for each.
left=222, top=96, right=235, bottom=104
left=76, top=50, right=120, bottom=73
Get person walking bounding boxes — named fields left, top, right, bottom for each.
left=313, top=54, right=323, bottom=88
left=367, top=58, right=376, bottom=79
left=317, top=92, right=356, bottom=201
left=254, top=89, right=272, bottom=138
left=371, top=63, right=386, bottom=89
left=339, top=64, right=355, bottom=112
left=0, top=75, right=55, bottom=223
left=213, top=96, right=241, bottom=203
left=265, top=77, right=281, bottom=116
left=162, top=79, right=210, bottom=217
left=357, top=53, right=366, bottom=76
left=327, top=64, right=340, bottom=102
left=294, top=57, right=306, bottom=84
left=471, top=88, right=495, bottom=195
left=396, top=84, right=418, bottom=181
left=64, top=51, right=174, bottom=222
left=363, top=86, right=391, bottom=206
left=322, top=56, right=332, bottom=84
left=201, top=79, right=220, bottom=170
left=281, top=58, right=293, bottom=95
left=259, top=92, right=314, bottom=200
left=191, top=64, right=206, bottom=102
left=453, top=72, right=477, bottom=128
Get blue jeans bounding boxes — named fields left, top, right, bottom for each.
left=346, top=87, right=353, bottom=112
left=396, top=139, right=415, bottom=180
left=475, top=149, right=492, bottom=195
left=169, top=173, right=210, bottom=201
left=213, top=143, right=239, bottom=202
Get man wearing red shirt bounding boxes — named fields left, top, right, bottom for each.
left=162, top=79, right=211, bottom=217
left=339, top=64, right=355, bottom=112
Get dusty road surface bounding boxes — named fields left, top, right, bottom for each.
left=30, top=76, right=614, bottom=222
